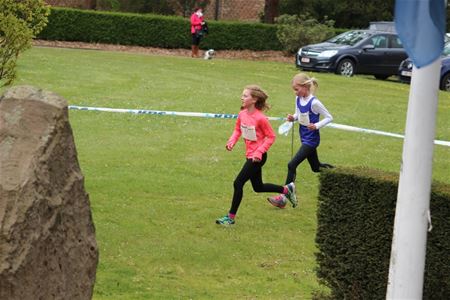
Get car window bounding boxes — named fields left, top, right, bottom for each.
left=389, top=36, right=404, bottom=48
left=371, top=35, right=388, bottom=48
left=443, top=42, right=450, bottom=56
left=327, top=30, right=371, bottom=46
left=363, top=35, right=388, bottom=48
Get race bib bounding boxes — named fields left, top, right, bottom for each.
left=299, top=112, right=310, bottom=126
left=241, top=124, right=257, bottom=141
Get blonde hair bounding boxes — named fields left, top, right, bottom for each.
left=244, top=84, right=270, bottom=111
left=292, top=73, right=319, bottom=94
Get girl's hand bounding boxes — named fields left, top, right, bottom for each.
left=286, top=114, right=295, bottom=122
left=307, top=123, right=317, bottom=131
left=225, top=144, right=233, bottom=151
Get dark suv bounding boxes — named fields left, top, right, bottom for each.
left=295, top=30, right=408, bottom=80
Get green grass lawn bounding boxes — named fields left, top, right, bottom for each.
left=8, top=46, right=450, bottom=299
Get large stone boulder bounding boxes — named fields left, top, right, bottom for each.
left=0, top=86, right=98, bottom=299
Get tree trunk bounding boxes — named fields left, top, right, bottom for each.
left=264, top=0, right=279, bottom=24
left=85, top=0, right=96, bottom=9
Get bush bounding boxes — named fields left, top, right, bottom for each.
left=276, top=14, right=335, bottom=54
left=0, top=0, right=49, bottom=87
left=38, top=7, right=282, bottom=51
left=316, top=167, right=450, bottom=299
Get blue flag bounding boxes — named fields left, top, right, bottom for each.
left=395, top=0, right=446, bottom=68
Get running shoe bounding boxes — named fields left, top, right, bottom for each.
left=215, top=215, right=235, bottom=225
left=267, top=194, right=287, bottom=208
left=286, top=182, right=298, bottom=208
left=320, top=162, right=335, bottom=169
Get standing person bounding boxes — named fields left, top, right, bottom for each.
left=268, top=73, right=334, bottom=208
left=190, top=7, right=205, bottom=58
left=216, top=85, right=297, bottom=225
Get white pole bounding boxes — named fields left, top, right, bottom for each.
left=386, top=58, right=441, bottom=299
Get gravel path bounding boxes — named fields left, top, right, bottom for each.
left=32, top=39, right=294, bottom=63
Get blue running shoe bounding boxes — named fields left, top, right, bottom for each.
left=216, top=215, right=235, bottom=225
left=286, top=182, right=298, bottom=208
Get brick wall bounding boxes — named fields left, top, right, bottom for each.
left=204, top=0, right=265, bottom=21
left=45, top=0, right=94, bottom=9
left=45, top=0, right=266, bottom=22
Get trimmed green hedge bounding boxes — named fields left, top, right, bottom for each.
left=37, top=7, right=283, bottom=51
left=317, top=167, right=450, bottom=299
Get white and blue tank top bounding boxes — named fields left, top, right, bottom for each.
left=296, top=96, right=320, bottom=147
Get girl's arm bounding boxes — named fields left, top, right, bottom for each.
left=312, top=99, right=333, bottom=129
left=226, top=116, right=241, bottom=150
left=287, top=101, right=299, bottom=122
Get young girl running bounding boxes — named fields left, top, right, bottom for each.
left=268, top=73, right=333, bottom=208
left=216, top=85, right=296, bottom=225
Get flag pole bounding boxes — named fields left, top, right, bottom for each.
left=386, top=58, right=441, bottom=298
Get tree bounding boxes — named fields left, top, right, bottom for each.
left=118, top=0, right=175, bottom=14
left=279, top=0, right=395, bottom=29
left=325, top=0, right=395, bottom=29
left=448, top=3, right=450, bottom=33
left=85, top=0, right=97, bottom=9
left=169, top=0, right=210, bottom=17
left=279, top=0, right=314, bottom=20
left=0, top=0, right=49, bottom=87
left=263, top=0, right=279, bottom=24
left=276, top=14, right=335, bottom=54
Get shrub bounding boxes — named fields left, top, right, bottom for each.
left=316, top=167, right=450, bottom=299
left=276, top=14, right=335, bottom=54
left=0, top=0, right=49, bottom=87
left=38, top=8, right=282, bottom=51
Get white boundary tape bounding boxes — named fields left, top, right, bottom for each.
left=69, top=105, right=450, bottom=147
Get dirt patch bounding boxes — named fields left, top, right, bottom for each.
left=32, top=39, right=295, bottom=63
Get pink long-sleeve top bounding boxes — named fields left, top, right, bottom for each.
left=190, top=13, right=203, bottom=34
left=226, top=109, right=276, bottom=160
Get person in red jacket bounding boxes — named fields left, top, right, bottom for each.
left=190, top=7, right=205, bottom=58
left=215, top=85, right=297, bottom=226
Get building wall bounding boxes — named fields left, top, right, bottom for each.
left=45, top=0, right=94, bottom=9
left=45, top=0, right=266, bottom=22
left=204, top=0, right=265, bottom=22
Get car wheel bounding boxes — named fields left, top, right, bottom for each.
left=374, top=75, right=389, bottom=80
left=336, top=59, right=355, bottom=77
left=440, top=73, right=450, bottom=91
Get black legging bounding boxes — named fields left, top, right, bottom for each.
left=230, top=153, right=284, bottom=215
left=285, top=144, right=320, bottom=184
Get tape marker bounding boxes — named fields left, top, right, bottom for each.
left=68, top=105, right=450, bottom=147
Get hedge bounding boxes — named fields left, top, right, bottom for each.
left=317, top=167, right=450, bottom=299
left=37, top=7, right=283, bottom=51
